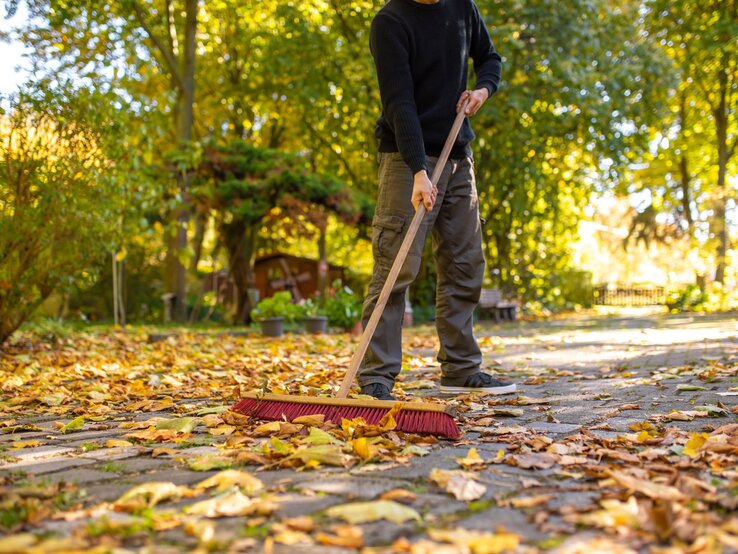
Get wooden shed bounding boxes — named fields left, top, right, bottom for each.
left=253, top=253, right=346, bottom=301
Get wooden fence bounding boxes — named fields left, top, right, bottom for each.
left=593, top=286, right=666, bottom=306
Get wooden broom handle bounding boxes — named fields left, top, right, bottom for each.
left=337, top=99, right=469, bottom=398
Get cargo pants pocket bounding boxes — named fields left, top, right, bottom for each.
left=371, top=214, right=405, bottom=266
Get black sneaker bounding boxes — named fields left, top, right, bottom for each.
left=440, top=372, right=517, bottom=395
left=361, top=383, right=395, bottom=401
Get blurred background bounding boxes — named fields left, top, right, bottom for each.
left=1, top=0, right=736, bottom=342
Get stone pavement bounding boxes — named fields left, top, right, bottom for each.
left=1, top=310, right=737, bottom=552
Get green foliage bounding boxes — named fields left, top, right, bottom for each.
left=297, top=298, right=324, bottom=319
left=0, top=84, right=128, bottom=345
left=324, top=281, right=362, bottom=330
left=250, top=292, right=300, bottom=323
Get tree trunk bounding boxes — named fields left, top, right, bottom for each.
left=222, top=221, right=257, bottom=325
left=713, top=54, right=730, bottom=284
left=165, top=0, right=198, bottom=321
left=317, top=224, right=328, bottom=303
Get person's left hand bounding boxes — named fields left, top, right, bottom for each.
left=456, top=88, right=489, bottom=116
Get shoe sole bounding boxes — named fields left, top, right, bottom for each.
left=439, top=383, right=517, bottom=396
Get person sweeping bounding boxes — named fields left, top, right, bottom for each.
left=359, top=0, right=517, bottom=401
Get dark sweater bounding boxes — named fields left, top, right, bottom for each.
left=370, top=0, right=502, bottom=173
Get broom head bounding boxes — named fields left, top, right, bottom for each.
left=231, top=392, right=460, bottom=439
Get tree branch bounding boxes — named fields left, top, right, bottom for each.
left=131, top=0, right=184, bottom=91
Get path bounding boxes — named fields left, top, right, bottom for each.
left=1, top=311, right=736, bottom=553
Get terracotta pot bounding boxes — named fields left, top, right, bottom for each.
left=349, top=321, right=363, bottom=336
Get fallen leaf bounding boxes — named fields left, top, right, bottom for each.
left=151, top=447, right=178, bottom=458
left=683, top=432, right=709, bottom=458
left=457, top=448, right=486, bottom=469
left=156, top=417, right=201, bottom=433
left=195, top=470, right=263, bottom=494
left=676, top=384, right=706, bottom=391
left=188, top=455, right=232, bottom=471
left=288, top=445, right=350, bottom=467
left=608, top=470, right=685, bottom=501
left=430, top=469, right=487, bottom=502
left=115, top=482, right=188, bottom=511
left=292, top=414, right=326, bottom=426
left=380, top=489, right=417, bottom=504
left=10, top=440, right=41, bottom=449
left=428, top=528, right=520, bottom=554
left=59, top=416, right=85, bottom=434
left=316, top=525, right=364, bottom=548
left=0, top=533, right=37, bottom=553
left=509, top=452, right=557, bottom=469
left=325, top=500, right=421, bottom=524
left=184, top=490, right=278, bottom=518
left=106, top=439, right=133, bottom=448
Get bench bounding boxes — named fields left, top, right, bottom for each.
left=478, top=288, right=518, bottom=322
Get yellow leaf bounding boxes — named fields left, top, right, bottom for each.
left=325, top=500, right=421, bottom=524
left=115, top=249, right=127, bottom=261
left=209, top=424, right=236, bottom=436
left=683, top=432, right=709, bottom=458
left=195, top=470, right=263, bottom=494
left=293, top=414, right=326, bottom=426
left=10, top=440, right=41, bottom=449
left=352, top=437, right=377, bottom=461
left=59, top=416, right=85, bottom=434
left=0, top=533, right=37, bottom=553
left=188, top=455, right=232, bottom=471
left=428, top=528, right=520, bottom=554
left=457, top=448, right=485, bottom=468
left=184, top=490, right=278, bottom=518
left=155, top=417, right=201, bottom=433
left=106, top=439, right=133, bottom=448
left=254, top=421, right=282, bottom=436
left=289, top=445, right=349, bottom=467
left=115, top=482, right=187, bottom=511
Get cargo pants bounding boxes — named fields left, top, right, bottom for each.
left=357, top=151, right=485, bottom=389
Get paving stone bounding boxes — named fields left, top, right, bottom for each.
left=79, top=446, right=143, bottom=461
left=126, top=469, right=219, bottom=485
left=0, top=444, right=75, bottom=462
left=459, top=506, right=546, bottom=540
left=276, top=493, right=346, bottom=518
left=80, top=482, right=132, bottom=502
left=106, top=456, right=172, bottom=474
left=45, top=468, right=118, bottom=484
left=359, top=521, right=418, bottom=546
left=297, top=476, right=400, bottom=500
left=528, top=421, right=582, bottom=435
left=0, top=456, right=96, bottom=475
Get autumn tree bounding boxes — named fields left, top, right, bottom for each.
left=643, top=0, right=737, bottom=284
left=194, top=141, right=367, bottom=323
left=9, top=0, right=200, bottom=320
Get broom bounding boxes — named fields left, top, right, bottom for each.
left=230, top=100, right=472, bottom=439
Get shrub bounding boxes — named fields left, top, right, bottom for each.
left=324, top=281, right=362, bottom=330
left=250, top=292, right=300, bottom=323
left=0, top=86, right=125, bottom=345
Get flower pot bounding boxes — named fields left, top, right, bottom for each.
left=259, top=317, right=284, bottom=337
left=349, top=320, right=363, bottom=336
left=304, top=316, right=328, bottom=334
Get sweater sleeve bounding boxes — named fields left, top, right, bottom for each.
left=370, top=14, right=427, bottom=174
left=470, top=1, right=502, bottom=97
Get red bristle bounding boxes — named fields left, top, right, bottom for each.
left=230, top=399, right=461, bottom=439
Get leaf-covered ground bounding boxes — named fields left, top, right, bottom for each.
left=1, top=311, right=737, bottom=553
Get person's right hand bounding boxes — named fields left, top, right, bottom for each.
left=412, top=170, right=437, bottom=211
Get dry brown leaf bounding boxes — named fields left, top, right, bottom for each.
left=608, top=470, right=685, bottom=501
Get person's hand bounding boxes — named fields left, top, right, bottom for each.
left=411, top=170, right=437, bottom=211
left=456, top=88, right=489, bottom=116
